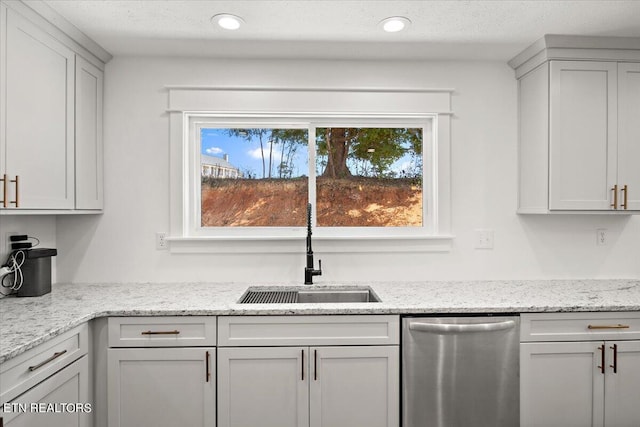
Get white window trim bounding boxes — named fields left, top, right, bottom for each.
left=167, top=87, right=454, bottom=253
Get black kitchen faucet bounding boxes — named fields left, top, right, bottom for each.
left=304, top=203, right=322, bottom=285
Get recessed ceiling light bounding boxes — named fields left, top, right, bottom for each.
left=380, top=16, right=411, bottom=33
left=211, top=14, right=244, bottom=30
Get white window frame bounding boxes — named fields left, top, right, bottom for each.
left=167, top=87, right=453, bottom=253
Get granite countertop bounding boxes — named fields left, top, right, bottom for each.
left=1, top=280, right=639, bottom=364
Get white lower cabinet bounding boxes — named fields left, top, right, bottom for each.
left=310, top=346, right=398, bottom=427
left=217, top=315, right=400, bottom=427
left=107, top=348, right=215, bottom=427
left=3, top=356, right=90, bottom=427
left=218, top=345, right=398, bottom=427
left=106, top=317, right=217, bottom=427
left=603, top=341, right=640, bottom=426
left=521, top=342, right=605, bottom=427
left=0, top=324, right=90, bottom=427
left=217, top=347, right=308, bottom=427
left=520, top=313, right=640, bottom=427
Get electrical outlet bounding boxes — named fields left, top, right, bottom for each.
left=3, top=232, right=19, bottom=255
left=596, top=229, right=607, bottom=246
left=475, top=229, right=494, bottom=249
left=156, top=232, right=168, bottom=250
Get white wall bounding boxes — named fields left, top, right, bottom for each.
left=54, top=56, right=640, bottom=283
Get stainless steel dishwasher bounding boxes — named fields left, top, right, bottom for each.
left=402, top=315, right=520, bottom=427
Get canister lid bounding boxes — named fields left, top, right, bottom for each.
left=25, top=248, right=57, bottom=259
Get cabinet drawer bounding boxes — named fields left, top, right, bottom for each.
left=0, top=323, right=88, bottom=403
left=2, top=355, right=90, bottom=426
left=218, top=315, right=399, bottom=347
left=108, top=316, right=216, bottom=347
left=521, top=312, right=640, bottom=342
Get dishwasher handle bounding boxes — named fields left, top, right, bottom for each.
left=409, top=319, right=516, bottom=334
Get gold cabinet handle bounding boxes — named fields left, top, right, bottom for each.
left=621, top=185, right=628, bottom=210
left=598, top=345, right=605, bottom=374
left=1, top=174, right=7, bottom=208
left=10, top=175, right=18, bottom=207
left=611, top=184, right=618, bottom=209
left=588, top=324, right=630, bottom=330
left=28, top=350, right=67, bottom=372
left=140, top=330, right=180, bottom=335
left=205, top=351, right=211, bottom=382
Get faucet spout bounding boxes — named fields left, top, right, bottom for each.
left=304, top=203, right=322, bottom=285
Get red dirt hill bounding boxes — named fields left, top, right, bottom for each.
left=201, top=177, right=422, bottom=227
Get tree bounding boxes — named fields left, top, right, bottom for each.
left=270, top=129, right=308, bottom=178
left=316, top=128, right=422, bottom=178
left=228, top=127, right=422, bottom=180
left=228, top=129, right=307, bottom=179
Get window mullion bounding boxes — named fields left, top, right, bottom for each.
left=308, top=125, right=317, bottom=227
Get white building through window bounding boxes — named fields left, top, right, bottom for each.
left=201, top=153, right=242, bottom=179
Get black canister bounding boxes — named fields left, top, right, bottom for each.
left=16, top=248, right=57, bottom=297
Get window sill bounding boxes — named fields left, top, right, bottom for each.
left=167, top=235, right=454, bottom=254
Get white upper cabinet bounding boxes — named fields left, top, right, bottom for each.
left=0, top=1, right=109, bottom=213
left=2, top=6, right=75, bottom=210
left=510, top=35, right=640, bottom=214
left=75, top=56, right=104, bottom=210
left=549, top=61, right=618, bottom=210
left=617, top=63, right=640, bottom=211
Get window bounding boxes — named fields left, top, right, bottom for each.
left=198, top=126, right=309, bottom=227
left=168, top=87, right=452, bottom=251
left=314, top=126, right=424, bottom=228
left=189, top=117, right=431, bottom=238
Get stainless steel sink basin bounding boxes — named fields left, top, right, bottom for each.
left=238, top=287, right=381, bottom=304
left=297, top=289, right=380, bottom=303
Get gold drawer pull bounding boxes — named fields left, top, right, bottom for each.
left=621, top=185, right=628, bottom=210
left=588, top=324, right=630, bottom=330
left=1, top=174, right=7, bottom=208
left=10, top=175, right=19, bottom=207
left=611, top=184, right=618, bottom=209
left=141, top=330, right=180, bottom=335
left=28, top=350, right=67, bottom=372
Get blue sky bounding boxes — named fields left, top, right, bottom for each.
left=200, top=128, right=422, bottom=178
left=200, top=128, right=309, bottom=178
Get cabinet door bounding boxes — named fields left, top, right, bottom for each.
left=617, top=63, right=640, bottom=211
left=549, top=61, right=617, bottom=210
left=107, top=348, right=215, bottom=427
left=3, top=355, right=89, bottom=427
left=75, top=56, right=104, bottom=210
left=0, top=3, right=6, bottom=175
left=520, top=342, right=605, bottom=427
left=4, top=8, right=74, bottom=209
left=217, top=347, right=309, bottom=427
left=604, top=340, right=640, bottom=426
left=309, top=346, right=399, bottom=427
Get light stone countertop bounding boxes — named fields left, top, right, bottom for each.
left=1, top=280, right=639, bottom=364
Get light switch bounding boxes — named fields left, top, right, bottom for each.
left=475, top=229, right=494, bottom=249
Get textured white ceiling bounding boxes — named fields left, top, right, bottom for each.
left=41, top=0, right=640, bottom=60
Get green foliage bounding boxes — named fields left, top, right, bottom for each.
left=227, top=128, right=308, bottom=179
left=317, top=127, right=422, bottom=178
left=228, top=127, right=422, bottom=179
